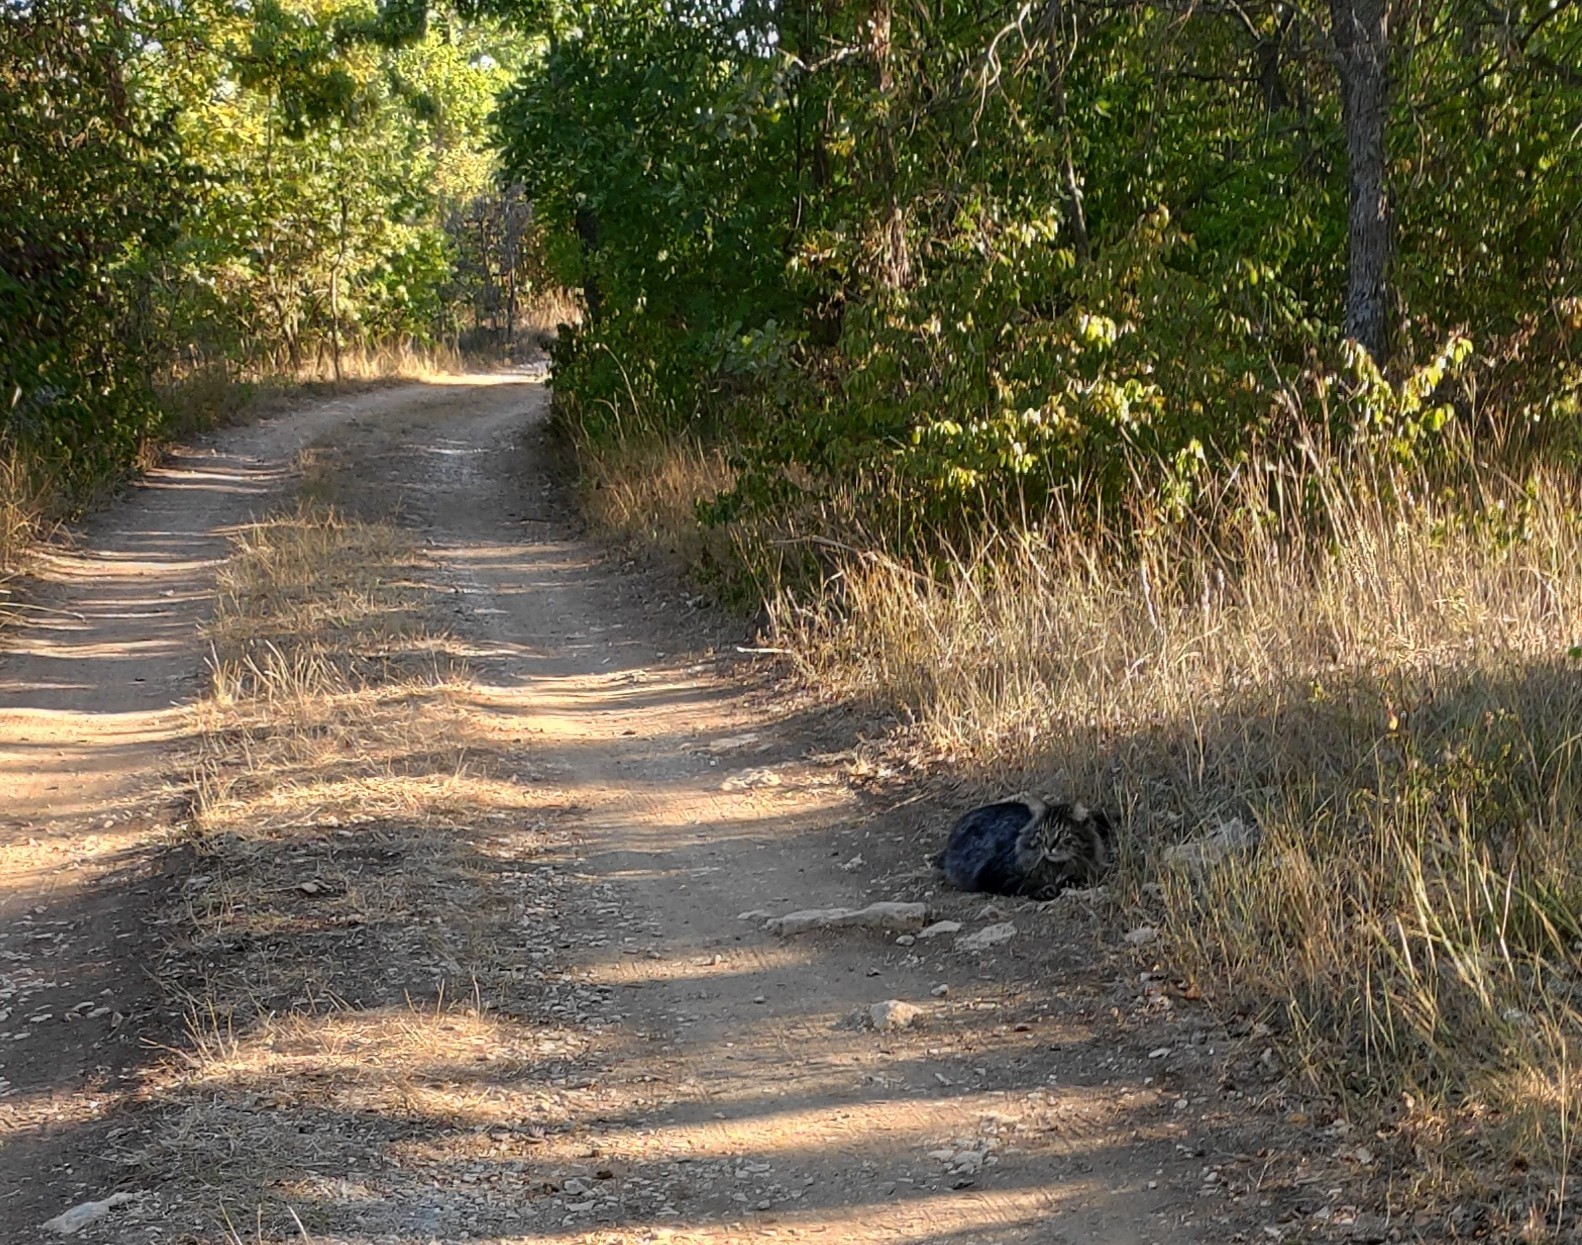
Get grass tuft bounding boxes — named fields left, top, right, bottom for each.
left=780, top=452, right=1582, bottom=1189
left=570, top=424, right=1582, bottom=1201
left=0, top=447, right=51, bottom=594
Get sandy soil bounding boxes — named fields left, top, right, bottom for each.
left=0, top=376, right=1356, bottom=1244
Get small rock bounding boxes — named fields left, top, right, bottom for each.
left=1161, top=818, right=1259, bottom=871
left=43, top=1193, right=137, bottom=1235
left=840, top=854, right=865, bottom=872
left=721, top=767, right=783, bottom=791
left=869, top=1000, right=923, bottom=1031
left=1347, top=1213, right=1389, bottom=1243
left=1148, top=1047, right=1171, bottom=1059
left=1123, top=925, right=1158, bottom=946
left=956, top=922, right=1016, bottom=952
left=930, top=984, right=950, bottom=997
left=766, top=902, right=927, bottom=936
left=927, top=1149, right=956, bottom=1162
left=895, top=934, right=915, bottom=946
left=737, top=910, right=771, bottom=922
left=916, top=920, right=963, bottom=940
left=706, top=733, right=761, bottom=753
left=950, top=1150, right=985, bottom=1174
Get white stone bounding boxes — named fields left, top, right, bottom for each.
left=955, top=922, right=1016, bottom=952
left=916, top=920, right=963, bottom=940
left=765, top=902, right=927, bottom=936
left=43, top=1193, right=137, bottom=1235
left=869, top=1000, right=923, bottom=1031
left=1161, top=818, right=1259, bottom=870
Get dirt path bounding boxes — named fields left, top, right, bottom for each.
left=1, top=377, right=1315, bottom=1244
left=0, top=378, right=542, bottom=1229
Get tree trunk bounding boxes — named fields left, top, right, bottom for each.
left=870, top=0, right=910, bottom=290
left=1039, top=0, right=1090, bottom=263
left=574, top=205, right=604, bottom=324
left=329, top=268, right=342, bottom=382
left=1330, top=0, right=1391, bottom=362
left=330, top=191, right=348, bottom=382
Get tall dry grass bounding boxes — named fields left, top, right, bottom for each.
left=0, top=448, right=50, bottom=587
left=160, top=342, right=466, bottom=436
left=772, top=451, right=1582, bottom=1192
left=247, top=340, right=467, bottom=387
left=574, top=424, right=1582, bottom=1201
left=570, top=431, right=739, bottom=572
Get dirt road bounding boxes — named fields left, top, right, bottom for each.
left=0, top=377, right=1311, bottom=1243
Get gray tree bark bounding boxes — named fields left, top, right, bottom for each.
left=870, top=0, right=911, bottom=290
left=1330, top=0, right=1392, bottom=362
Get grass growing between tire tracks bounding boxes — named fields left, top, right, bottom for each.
left=132, top=495, right=580, bottom=1236
left=0, top=348, right=461, bottom=615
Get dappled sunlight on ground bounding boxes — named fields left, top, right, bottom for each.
left=0, top=379, right=1293, bottom=1244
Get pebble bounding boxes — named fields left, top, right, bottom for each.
left=869, top=999, right=923, bottom=1031
left=43, top=1192, right=138, bottom=1235
left=955, top=922, right=1015, bottom=952
left=766, top=902, right=927, bottom=936
left=916, top=920, right=962, bottom=940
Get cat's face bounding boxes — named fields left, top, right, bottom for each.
left=1033, top=805, right=1112, bottom=872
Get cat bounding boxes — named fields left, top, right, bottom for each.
left=932, top=795, right=1112, bottom=899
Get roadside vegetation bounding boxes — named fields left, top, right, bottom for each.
left=0, top=0, right=550, bottom=585
left=499, top=0, right=1582, bottom=1222
left=11, top=0, right=1582, bottom=1224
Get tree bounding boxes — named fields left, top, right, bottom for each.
left=1331, top=0, right=1393, bottom=361
left=1, top=0, right=189, bottom=472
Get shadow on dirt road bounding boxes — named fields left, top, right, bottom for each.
left=0, top=375, right=1308, bottom=1244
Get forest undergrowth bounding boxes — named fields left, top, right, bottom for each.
left=571, top=419, right=1582, bottom=1219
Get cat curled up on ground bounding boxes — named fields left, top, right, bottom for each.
left=932, top=796, right=1113, bottom=899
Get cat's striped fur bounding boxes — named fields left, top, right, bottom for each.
left=932, top=796, right=1112, bottom=899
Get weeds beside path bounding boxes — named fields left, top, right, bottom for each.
left=0, top=376, right=540, bottom=1234
left=3, top=376, right=1394, bottom=1244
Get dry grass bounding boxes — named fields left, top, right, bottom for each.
left=184, top=500, right=541, bottom=1008
left=571, top=431, right=738, bottom=571
left=0, top=447, right=51, bottom=592
left=139, top=492, right=569, bottom=1233
left=238, top=341, right=466, bottom=388
left=759, top=449, right=1582, bottom=1210
left=518, top=288, right=582, bottom=338
left=573, top=427, right=1582, bottom=1214
left=158, top=344, right=466, bottom=439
